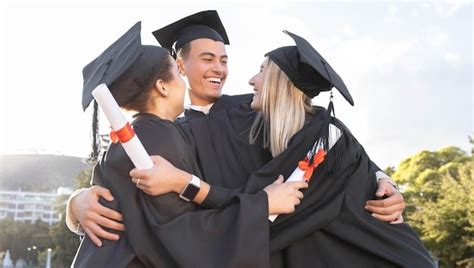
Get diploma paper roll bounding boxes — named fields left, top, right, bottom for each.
left=268, top=123, right=342, bottom=222
left=92, top=83, right=153, bottom=169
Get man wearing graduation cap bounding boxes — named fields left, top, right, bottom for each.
left=67, top=9, right=406, bottom=256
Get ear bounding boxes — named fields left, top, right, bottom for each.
left=176, top=58, right=186, bottom=76
left=154, top=79, right=169, bottom=97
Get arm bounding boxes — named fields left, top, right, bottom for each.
left=66, top=162, right=125, bottom=246
left=367, top=161, right=405, bottom=223
left=130, top=155, right=308, bottom=216
left=332, top=117, right=405, bottom=223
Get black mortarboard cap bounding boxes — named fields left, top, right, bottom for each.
left=82, top=21, right=144, bottom=111
left=265, top=30, right=354, bottom=106
left=152, top=10, right=229, bottom=56
left=81, top=21, right=168, bottom=161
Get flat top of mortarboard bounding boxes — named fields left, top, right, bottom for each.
left=266, top=30, right=354, bottom=106
left=82, top=21, right=143, bottom=111
left=152, top=10, right=229, bottom=55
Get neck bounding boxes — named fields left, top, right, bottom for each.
left=145, top=99, right=179, bottom=121
left=188, top=91, right=215, bottom=106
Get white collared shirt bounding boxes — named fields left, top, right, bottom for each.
left=185, top=103, right=214, bottom=115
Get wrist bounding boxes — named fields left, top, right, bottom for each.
left=379, top=177, right=399, bottom=191
left=175, top=170, right=192, bottom=193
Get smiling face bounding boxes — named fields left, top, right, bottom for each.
left=249, top=58, right=269, bottom=111
left=177, top=38, right=228, bottom=106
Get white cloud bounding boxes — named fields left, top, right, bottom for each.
left=384, top=4, right=402, bottom=24
left=444, top=51, right=461, bottom=64
left=341, top=24, right=357, bottom=37
left=433, top=1, right=468, bottom=17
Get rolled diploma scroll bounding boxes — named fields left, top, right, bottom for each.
left=268, top=123, right=342, bottom=222
left=92, top=83, right=153, bottom=169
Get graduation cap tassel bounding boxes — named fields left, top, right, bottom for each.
left=327, top=91, right=341, bottom=183
left=171, top=48, right=177, bottom=59
left=88, top=100, right=101, bottom=163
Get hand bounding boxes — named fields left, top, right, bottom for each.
left=70, top=186, right=125, bottom=246
left=264, top=175, right=308, bottom=215
left=365, top=178, right=405, bottom=224
left=130, top=155, right=191, bottom=196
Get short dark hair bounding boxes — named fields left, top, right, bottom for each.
left=176, top=42, right=192, bottom=60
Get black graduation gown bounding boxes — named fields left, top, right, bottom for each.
left=180, top=95, right=431, bottom=267
left=180, top=94, right=273, bottom=190
left=72, top=113, right=270, bottom=268
left=237, top=112, right=435, bottom=268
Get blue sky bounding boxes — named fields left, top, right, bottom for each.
left=0, top=1, right=472, bottom=169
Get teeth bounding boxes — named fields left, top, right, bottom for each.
left=207, top=77, right=222, bottom=83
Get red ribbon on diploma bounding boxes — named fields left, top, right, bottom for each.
left=298, top=149, right=326, bottom=182
left=110, top=122, right=135, bottom=144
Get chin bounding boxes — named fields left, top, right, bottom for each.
left=250, top=101, right=260, bottom=111
left=208, top=92, right=222, bottom=101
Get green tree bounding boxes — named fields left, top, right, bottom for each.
left=469, top=135, right=474, bottom=157
left=392, top=146, right=473, bottom=267
left=48, top=164, right=93, bottom=267
left=383, top=165, right=396, bottom=177
left=0, top=218, right=53, bottom=264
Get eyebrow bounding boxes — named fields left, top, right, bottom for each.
left=199, top=52, right=228, bottom=59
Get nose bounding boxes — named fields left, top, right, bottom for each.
left=212, top=61, right=226, bottom=75
left=248, top=75, right=256, bottom=86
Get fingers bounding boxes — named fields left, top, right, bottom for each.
left=131, top=177, right=151, bottom=191
left=375, top=182, right=390, bottom=197
left=93, top=186, right=115, bottom=202
left=130, top=168, right=148, bottom=178
left=296, top=190, right=304, bottom=200
left=290, top=181, right=309, bottom=190
left=375, top=179, right=397, bottom=197
left=294, top=197, right=301, bottom=206
left=83, top=226, right=103, bottom=247
left=371, top=210, right=402, bottom=222
left=365, top=201, right=405, bottom=216
left=273, top=175, right=284, bottom=184
left=150, top=155, right=165, bottom=164
left=96, top=205, right=123, bottom=222
left=95, top=214, right=125, bottom=232
left=366, top=192, right=403, bottom=208
left=390, top=215, right=404, bottom=224
left=86, top=221, right=120, bottom=241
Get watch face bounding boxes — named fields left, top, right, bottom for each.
left=181, top=183, right=200, bottom=201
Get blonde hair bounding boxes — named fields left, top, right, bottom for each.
left=250, top=59, right=314, bottom=157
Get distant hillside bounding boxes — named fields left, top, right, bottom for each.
left=0, top=154, right=89, bottom=191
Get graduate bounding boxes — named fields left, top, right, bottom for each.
left=131, top=31, right=435, bottom=267
left=73, top=21, right=305, bottom=268
left=242, top=31, right=435, bottom=267
left=152, top=10, right=274, bottom=189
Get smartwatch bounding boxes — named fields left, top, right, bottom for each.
left=179, top=175, right=201, bottom=201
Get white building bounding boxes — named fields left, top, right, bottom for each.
left=0, top=187, right=73, bottom=225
